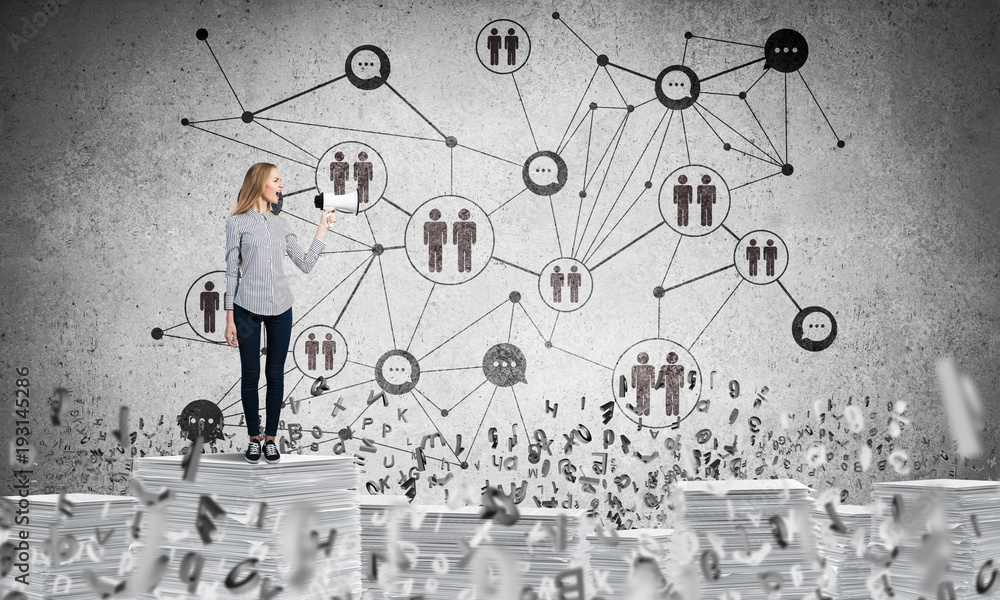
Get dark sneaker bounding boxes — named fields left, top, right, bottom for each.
left=244, top=439, right=261, bottom=464
left=263, top=439, right=280, bottom=464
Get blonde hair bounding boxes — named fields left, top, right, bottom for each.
left=231, top=162, right=278, bottom=216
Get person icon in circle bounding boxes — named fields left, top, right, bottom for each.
left=763, top=239, right=778, bottom=277
left=423, top=208, right=447, bottom=273
left=551, top=266, right=565, bottom=302
left=631, top=352, right=655, bottom=416
left=673, top=174, right=692, bottom=227
left=746, top=239, right=761, bottom=277
left=659, top=352, right=684, bottom=417
left=486, top=28, right=502, bottom=66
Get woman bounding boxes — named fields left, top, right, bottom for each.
left=224, top=163, right=337, bottom=465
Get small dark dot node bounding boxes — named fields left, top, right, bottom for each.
left=151, top=327, right=164, bottom=340
left=627, top=105, right=635, bottom=113
left=445, top=135, right=458, bottom=148
left=723, top=143, right=732, bottom=151
left=461, top=461, right=470, bottom=469
left=372, top=244, right=384, bottom=255
left=241, top=111, right=254, bottom=123
left=644, top=181, right=652, bottom=189
left=509, top=291, right=521, bottom=303
left=441, top=409, right=449, bottom=417
left=837, top=140, right=846, bottom=148
left=781, top=163, right=794, bottom=176
left=180, top=118, right=189, bottom=126
left=684, top=31, right=693, bottom=39
left=545, top=341, right=553, bottom=348
left=597, top=54, right=610, bottom=67
left=589, top=102, right=598, bottom=111
left=552, top=12, right=560, bottom=20
left=653, top=286, right=665, bottom=298
left=738, top=92, right=747, bottom=100
left=579, top=190, right=587, bottom=198
left=196, top=28, right=208, bottom=41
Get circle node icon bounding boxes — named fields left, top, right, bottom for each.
left=346, top=45, right=391, bottom=90
left=658, top=165, right=731, bottom=236
left=597, top=54, right=610, bottom=67
left=589, top=102, right=598, bottom=111
left=792, top=306, right=837, bottom=351
left=523, top=150, right=568, bottom=196
left=483, top=343, right=527, bottom=387
left=151, top=327, right=164, bottom=340
left=196, top=28, right=208, bottom=41
left=782, top=163, right=794, bottom=176
left=293, top=327, right=348, bottom=379
left=404, top=195, right=495, bottom=285
left=372, top=244, right=384, bottom=256
left=654, top=65, right=700, bottom=110
left=315, top=141, right=387, bottom=213
left=539, top=258, right=593, bottom=312
left=723, top=142, right=732, bottom=151
left=611, top=339, right=702, bottom=429
left=544, top=341, right=553, bottom=349
left=837, top=140, right=846, bottom=148
left=241, top=111, right=253, bottom=123
left=445, top=136, right=458, bottom=148
left=652, top=286, right=665, bottom=298
left=579, top=190, right=587, bottom=198
left=509, top=291, right=521, bottom=303
left=763, top=29, right=809, bottom=73
left=441, top=409, right=449, bottom=417
left=734, top=230, right=788, bottom=284
left=476, top=20, right=531, bottom=74
left=375, top=349, right=421, bottom=395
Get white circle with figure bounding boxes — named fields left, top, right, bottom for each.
left=404, top=195, right=495, bottom=285
left=734, top=230, right=788, bottom=284
left=538, top=258, right=593, bottom=312
left=184, top=270, right=229, bottom=343
left=658, top=165, right=730, bottom=236
left=315, top=142, right=386, bottom=213
left=475, top=20, right=531, bottom=74
left=611, top=338, right=702, bottom=429
left=292, top=326, right=348, bottom=379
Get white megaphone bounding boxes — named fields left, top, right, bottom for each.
left=314, top=189, right=359, bottom=215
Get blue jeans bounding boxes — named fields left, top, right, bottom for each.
left=233, top=303, right=292, bottom=437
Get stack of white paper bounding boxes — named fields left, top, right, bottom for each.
left=127, top=453, right=362, bottom=600
left=872, top=479, right=1000, bottom=600
left=586, top=528, right=673, bottom=599
left=0, top=493, right=136, bottom=600
left=811, top=502, right=872, bottom=600
left=665, top=479, right=824, bottom=600
left=359, top=495, right=408, bottom=600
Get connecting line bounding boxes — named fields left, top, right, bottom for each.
left=487, top=187, right=530, bottom=216
left=573, top=111, right=630, bottom=256
left=363, top=211, right=378, bottom=244
left=606, top=61, right=657, bottom=83
left=384, top=81, right=448, bottom=140
left=215, top=377, right=242, bottom=408
left=161, top=333, right=230, bottom=345
left=582, top=111, right=595, bottom=195
left=646, top=111, right=676, bottom=184
left=465, top=384, right=500, bottom=460
left=333, top=256, right=377, bottom=330
left=798, top=70, right=844, bottom=143
left=293, top=252, right=373, bottom=326
left=509, top=387, right=530, bottom=445
left=405, top=283, right=436, bottom=353
left=507, top=302, right=515, bottom=343
left=661, top=263, right=736, bottom=294
left=512, top=72, right=539, bottom=152
left=185, top=124, right=314, bottom=169
left=450, top=146, right=454, bottom=195
left=282, top=186, right=316, bottom=198
left=699, top=56, right=767, bottom=84
left=744, top=97, right=784, bottom=164
left=721, top=224, right=741, bottom=241
left=256, top=116, right=441, bottom=143
left=412, top=386, right=445, bottom=413
left=603, top=66, right=630, bottom=105
left=776, top=279, right=802, bottom=312
left=695, top=102, right=781, bottom=165
left=730, top=170, right=783, bottom=192
left=681, top=38, right=689, bottom=65
left=688, top=34, right=764, bottom=49
left=368, top=439, right=462, bottom=468
left=785, top=72, right=789, bottom=163
left=589, top=221, right=665, bottom=272
left=455, top=143, right=522, bottom=168
left=555, top=14, right=599, bottom=56
left=409, top=390, right=464, bottom=464
left=556, top=66, right=600, bottom=152
left=689, top=278, right=743, bottom=351
left=445, top=379, right=490, bottom=412
left=253, top=74, right=348, bottom=116
left=575, top=113, right=631, bottom=260
left=517, top=303, right=548, bottom=343
left=376, top=254, right=398, bottom=349
left=660, top=236, right=684, bottom=286
left=219, top=367, right=299, bottom=415
left=418, top=298, right=508, bottom=363
left=422, top=366, right=481, bottom=373
left=347, top=359, right=375, bottom=369
left=380, top=196, right=413, bottom=217
left=745, top=67, right=770, bottom=95
left=550, top=344, right=614, bottom=371
left=201, top=38, right=245, bottom=112
left=491, top=256, right=541, bottom=277
left=549, top=312, right=560, bottom=341
left=184, top=116, right=243, bottom=125
left=584, top=186, right=648, bottom=265
left=680, top=109, right=691, bottom=164
left=282, top=209, right=371, bottom=248
left=559, top=104, right=593, bottom=154
left=549, top=196, right=564, bottom=257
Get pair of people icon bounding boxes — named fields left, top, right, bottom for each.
left=746, top=239, right=779, bottom=277
left=304, top=333, right=337, bottom=371
left=672, top=174, right=716, bottom=227
left=631, top=352, right=685, bottom=417
left=550, top=266, right=583, bottom=303
left=329, top=151, right=374, bottom=203
left=486, top=28, right=519, bottom=66
left=424, top=208, right=477, bottom=273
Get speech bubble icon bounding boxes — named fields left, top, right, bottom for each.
left=801, top=312, right=832, bottom=342
left=522, top=150, right=568, bottom=195
left=661, top=71, right=693, bottom=102
left=382, top=355, right=413, bottom=386
left=792, top=306, right=837, bottom=352
left=354, top=49, right=381, bottom=80
left=763, top=29, right=809, bottom=73
left=529, top=155, right=558, bottom=186
left=375, top=349, right=420, bottom=395
left=482, top=343, right=527, bottom=387
left=654, top=65, right=700, bottom=110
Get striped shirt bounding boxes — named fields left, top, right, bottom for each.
left=225, top=208, right=326, bottom=315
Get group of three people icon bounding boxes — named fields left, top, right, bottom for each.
left=672, top=174, right=717, bottom=227
left=549, top=265, right=583, bottom=303
left=424, top=208, right=478, bottom=273
left=329, top=151, right=374, bottom=203
left=631, top=352, right=686, bottom=417
left=485, top=28, right=519, bottom=66
left=746, top=239, right=779, bottom=277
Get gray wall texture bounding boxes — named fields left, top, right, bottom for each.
left=1, top=0, right=999, bottom=527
